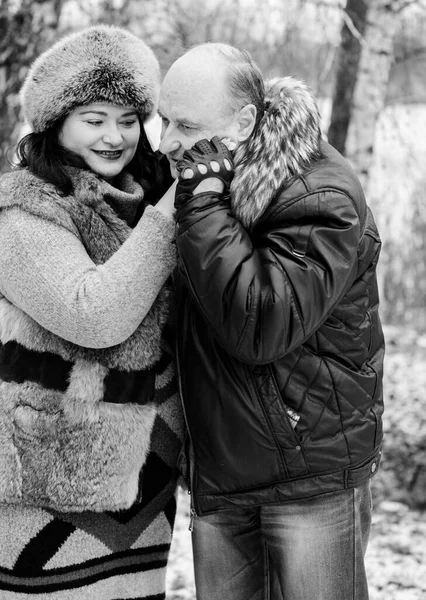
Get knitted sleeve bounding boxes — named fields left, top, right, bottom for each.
left=0, top=205, right=176, bottom=348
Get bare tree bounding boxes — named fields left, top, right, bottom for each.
left=0, top=0, right=65, bottom=174
left=343, top=0, right=402, bottom=186
left=327, top=0, right=426, bottom=328
left=327, top=0, right=425, bottom=184
left=327, top=0, right=369, bottom=155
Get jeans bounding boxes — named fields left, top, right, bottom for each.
left=192, top=482, right=372, bottom=600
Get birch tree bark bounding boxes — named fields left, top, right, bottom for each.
left=0, top=0, right=64, bottom=174
left=343, top=0, right=400, bottom=187
left=327, top=0, right=369, bottom=156
left=350, top=1, right=426, bottom=329
left=328, top=0, right=400, bottom=187
left=327, top=0, right=426, bottom=328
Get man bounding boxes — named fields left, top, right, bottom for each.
left=159, top=43, right=384, bottom=600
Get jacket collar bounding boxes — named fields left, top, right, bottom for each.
left=230, top=77, right=323, bottom=229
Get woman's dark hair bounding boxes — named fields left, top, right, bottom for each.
left=125, top=123, right=168, bottom=206
left=15, top=118, right=165, bottom=199
left=16, top=120, right=83, bottom=195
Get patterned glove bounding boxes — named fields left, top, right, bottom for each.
left=175, top=136, right=234, bottom=204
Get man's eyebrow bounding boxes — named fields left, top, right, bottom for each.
left=157, top=110, right=201, bottom=128
left=178, top=118, right=201, bottom=128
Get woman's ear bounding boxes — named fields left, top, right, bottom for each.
left=236, top=104, right=257, bottom=142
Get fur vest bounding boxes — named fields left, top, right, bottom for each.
left=0, top=167, right=183, bottom=512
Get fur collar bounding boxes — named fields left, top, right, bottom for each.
left=230, top=77, right=323, bottom=229
left=0, top=168, right=145, bottom=234
left=0, top=167, right=172, bottom=372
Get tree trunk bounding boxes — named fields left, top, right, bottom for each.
left=329, top=1, right=426, bottom=330
left=0, top=0, right=64, bottom=174
left=327, top=0, right=369, bottom=155
left=344, top=0, right=399, bottom=187
left=328, top=0, right=401, bottom=189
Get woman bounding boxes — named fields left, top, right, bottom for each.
left=0, top=25, right=183, bottom=600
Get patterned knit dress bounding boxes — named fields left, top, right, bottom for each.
left=0, top=168, right=184, bottom=599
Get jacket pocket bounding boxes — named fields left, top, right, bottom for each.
left=12, top=384, right=157, bottom=512
left=250, top=365, right=308, bottom=479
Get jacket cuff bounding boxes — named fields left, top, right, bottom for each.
left=176, top=192, right=228, bottom=225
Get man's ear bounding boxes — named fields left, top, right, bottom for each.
left=236, top=104, right=257, bottom=142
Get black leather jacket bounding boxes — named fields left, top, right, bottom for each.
left=174, top=139, right=384, bottom=516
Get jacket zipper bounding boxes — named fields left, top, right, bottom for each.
left=248, top=366, right=289, bottom=474
left=174, top=327, right=198, bottom=531
left=189, top=506, right=196, bottom=532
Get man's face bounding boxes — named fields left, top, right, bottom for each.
left=158, top=55, right=239, bottom=178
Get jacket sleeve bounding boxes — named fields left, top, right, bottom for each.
left=175, top=189, right=361, bottom=365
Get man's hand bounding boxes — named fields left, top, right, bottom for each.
left=175, top=136, right=234, bottom=205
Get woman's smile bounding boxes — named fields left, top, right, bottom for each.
left=59, top=103, right=141, bottom=179
left=92, top=149, right=124, bottom=160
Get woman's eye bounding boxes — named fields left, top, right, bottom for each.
left=122, top=120, right=137, bottom=127
left=87, top=120, right=103, bottom=126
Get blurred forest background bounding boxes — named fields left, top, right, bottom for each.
left=1, top=0, right=426, bottom=598
left=1, top=0, right=426, bottom=329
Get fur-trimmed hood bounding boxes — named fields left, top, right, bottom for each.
left=230, top=76, right=323, bottom=229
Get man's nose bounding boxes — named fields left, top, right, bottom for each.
left=159, top=125, right=180, bottom=155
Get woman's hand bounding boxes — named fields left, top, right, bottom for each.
left=155, top=179, right=178, bottom=219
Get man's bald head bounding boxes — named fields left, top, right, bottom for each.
left=158, top=42, right=264, bottom=177
left=162, top=44, right=237, bottom=121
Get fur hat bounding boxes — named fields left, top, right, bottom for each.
left=21, top=25, right=160, bottom=133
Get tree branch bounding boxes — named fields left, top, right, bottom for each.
left=342, top=11, right=365, bottom=44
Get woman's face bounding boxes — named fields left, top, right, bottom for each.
left=59, top=103, right=141, bottom=180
